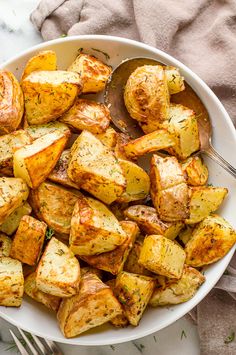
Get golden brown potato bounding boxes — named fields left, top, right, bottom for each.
left=115, top=271, right=155, bottom=326
left=178, top=226, right=194, bottom=245
left=0, top=256, right=24, bottom=306
left=48, top=150, right=80, bottom=189
left=0, top=70, right=24, bottom=135
left=29, top=181, right=82, bottom=235
left=150, top=155, right=189, bottom=221
left=124, top=65, right=169, bottom=133
left=57, top=272, right=122, bottom=337
left=106, top=279, right=129, bottom=328
left=114, top=132, right=132, bottom=161
left=185, top=214, right=236, bottom=267
left=124, top=205, right=184, bottom=240
left=124, top=239, right=154, bottom=276
left=0, top=130, right=32, bottom=176
left=69, top=195, right=127, bottom=255
left=26, top=121, right=71, bottom=141
left=21, top=50, right=57, bottom=81
left=165, top=66, right=185, bottom=95
left=22, top=70, right=83, bottom=125
left=0, top=177, right=29, bottom=224
left=68, top=53, right=112, bottom=93
left=0, top=233, right=12, bottom=256
left=10, top=216, right=47, bottom=266
left=80, top=266, right=103, bottom=279
left=124, top=129, right=175, bottom=158
left=80, top=221, right=139, bottom=275
left=24, top=272, right=61, bottom=312
left=60, top=98, right=111, bottom=134
left=149, top=265, right=205, bottom=306
left=96, top=126, right=118, bottom=149
left=186, top=186, right=228, bottom=224
left=116, top=159, right=150, bottom=203
left=139, top=235, right=186, bottom=279
left=68, top=130, right=126, bottom=204
left=182, top=156, right=208, bottom=186
left=13, top=130, right=70, bottom=189
left=0, top=202, right=32, bottom=235
left=36, top=237, right=80, bottom=297
left=162, top=103, right=200, bottom=160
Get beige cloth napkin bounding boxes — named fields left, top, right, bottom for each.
left=30, top=1, right=236, bottom=354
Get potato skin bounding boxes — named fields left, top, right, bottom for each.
left=124, top=65, right=169, bottom=133
left=139, top=235, right=186, bottom=279
left=0, top=256, right=24, bottom=307
left=185, top=214, right=236, bottom=267
left=10, top=215, right=47, bottom=266
left=57, top=272, right=122, bottom=337
left=26, top=121, right=71, bottom=141
left=21, top=50, right=57, bottom=81
left=68, top=53, right=112, bottom=93
left=106, top=279, right=129, bottom=328
left=60, top=98, right=111, bottom=134
left=0, top=70, right=24, bottom=135
left=149, top=265, right=205, bottom=306
left=22, top=70, right=83, bottom=125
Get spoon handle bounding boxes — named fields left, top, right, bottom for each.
left=204, top=144, right=236, bottom=179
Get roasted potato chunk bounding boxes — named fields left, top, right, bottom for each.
left=69, top=195, right=127, bottom=255
left=26, top=121, right=71, bottom=141
left=139, top=235, right=186, bottom=279
left=57, top=272, right=122, bottom=337
left=22, top=70, right=82, bottom=125
left=124, top=129, right=175, bottom=158
left=21, top=50, right=57, bottom=81
left=114, top=132, right=132, bottom=161
left=36, top=237, right=80, bottom=297
left=95, top=126, right=117, bottom=149
left=186, top=186, right=228, bottom=224
left=185, top=215, right=236, bottom=267
left=0, top=233, right=12, bottom=256
left=0, top=177, right=29, bottom=224
left=68, top=131, right=126, bottom=204
left=178, top=226, right=194, bottom=245
left=68, top=53, right=111, bottom=93
left=0, top=256, right=24, bottom=306
left=80, top=266, right=103, bottom=279
left=124, top=205, right=184, bottom=240
left=29, top=181, right=82, bottom=235
left=124, top=239, right=153, bottom=276
left=0, top=130, right=32, bottom=175
left=48, top=150, right=80, bottom=189
left=13, top=130, right=70, bottom=189
left=124, top=65, right=169, bottom=133
left=115, top=271, right=155, bottom=326
left=0, top=70, right=24, bottom=135
left=24, top=272, right=61, bottom=312
left=116, top=159, right=150, bottom=203
left=165, top=66, right=185, bottom=95
left=150, top=155, right=189, bottom=221
left=0, top=202, right=32, bottom=235
left=162, top=103, right=200, bottom=160
left=80, top=221, right=139, bottom=275
left=106, top=279, right=128, bottom=328
left=182, top=156, right=208, bottom=186
left=10, top=216, right=47, bottom=265
left=60, top=98, right=111, bottom=134
left=149, top=265, right=205, bottom=306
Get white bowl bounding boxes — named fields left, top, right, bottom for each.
left=0, top=35, right=235, bottom=346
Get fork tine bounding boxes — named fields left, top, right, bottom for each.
left=9, top=329, right=29, bottom=355
left=44, top=339, right=64, bottom=355
left=30, top=333, right=49, bottom=355
left=17, top=328, right=38, bottom=355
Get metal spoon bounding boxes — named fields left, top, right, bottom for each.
left=104, top=57, right=236, bottom=178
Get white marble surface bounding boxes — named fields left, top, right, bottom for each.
left=0, top=1, right=200, bottom=354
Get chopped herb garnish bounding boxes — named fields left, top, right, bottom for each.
left=153, top=335, right=157, bottom=342
left=91, top=48, right=110, bottom=60
left=181, top=330, right=187, bottom=340
left=56, top=248, right=65, bottom=256
left=78, top=47, right=83, bottom=53
left=61, top=34, right=67, bottom=37
left=223, top=269, right=229, bottom=275
left=110, top=345, right=115, bottom=351
left=224, top=331, right=235, bottom=344
left=45, top=227, right=54, bottom=240
left=132, top=342, right=145, bottom=353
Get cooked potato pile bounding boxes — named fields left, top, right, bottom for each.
left=0, top=49, right=235, bottom=339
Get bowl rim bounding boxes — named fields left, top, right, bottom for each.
left=0, top=34, right=235, bottom=346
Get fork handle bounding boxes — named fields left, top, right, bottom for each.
left=204, top=144, right=236, bottom=178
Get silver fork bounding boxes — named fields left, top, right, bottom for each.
left=9, top=328, right=63, bottom=355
